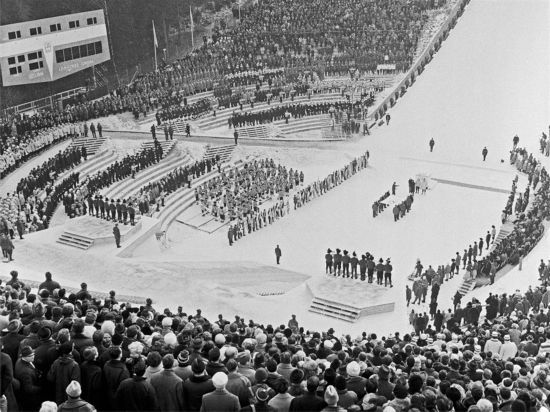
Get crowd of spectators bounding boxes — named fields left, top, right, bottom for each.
left=2, top=254, right=550, bottom=412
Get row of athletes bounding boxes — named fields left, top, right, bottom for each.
left=324, top=248, right=394, bottom=287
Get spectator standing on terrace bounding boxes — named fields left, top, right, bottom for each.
left=113, top=224, right=121, bottom=248
left=0, top=233, right=14, bottom=262
left=275, top=245, right=282, bottom=265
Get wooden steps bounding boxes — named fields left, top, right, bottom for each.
left=204, top=144, right=235, bottom=163
left=70, top=136, right=107, bottom=156
left=56, top=231, right=94, bottom=250
left=139, top=140, right=176, bottom=155
left=457, top=278, right=476, bottom=296
left=309, top=296, right=360, bottom=323
left=235, top=124, right=280, bottom=139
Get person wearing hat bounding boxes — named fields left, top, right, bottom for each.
left=240, top=387, right=276, bottom=412
left=225, top=359, right=253, bottom=407
left=182, top=359, right=215, bottom=411
left=58, top=380, right=96, bottom=412
left=384, top=258, right=393, bottom=288
left=268, top=377, right=294, bottom=411
left=201, top=372, right=240, bottom=412
left=14, top=345, right=41, bottom=410
left=325, top=249, right=333, bottom=274
left=499, top=335, right=518, bottom=360
left=174, top=350, right=193, bottom=381
left=346, top=361, right=367, bottom=399
left=2, top=319, right=23, bottom=367
left=484, top=331, right=502, bottom=354
left=377, top=365, right=394, bottom=401
left=322, top=385, right=346, bottom=412
left=0, top=346, right=18, bottom=412
left=375, top=258, right=385, bottom=285
left=47, top=341, right=82, bottom=404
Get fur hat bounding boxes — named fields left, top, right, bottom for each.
left=346, top=361, right=361, bottom=377
left=324, top=385, right=339, bottom=406
left=66, top=381, right=81, bottom=398
left=212, top=372, right=228, bottom=388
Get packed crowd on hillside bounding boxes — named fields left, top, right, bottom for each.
left=1, top=257, right=550, bottom=412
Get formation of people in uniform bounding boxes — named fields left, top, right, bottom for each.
left=228, top=151, right=370, bottom=245
left=324, top=249, right=394, bottom=287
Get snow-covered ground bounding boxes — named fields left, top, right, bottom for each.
left=8, top=0, right=550, bottom=337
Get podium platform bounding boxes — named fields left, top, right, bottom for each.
left=307, top=276, right=395, bottom=322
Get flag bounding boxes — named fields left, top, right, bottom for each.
left=152, top=20, right=158, bottom=48
left=189, top=7, right=194, bottom=30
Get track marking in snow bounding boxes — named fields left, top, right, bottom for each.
left=399, top=156, right=512, bottom=174
left=431, top=178, right=510, bottom=193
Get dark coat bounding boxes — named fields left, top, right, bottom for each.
left=1, top=352, right=18, bottom=412
left=182, top=374, right=215, bottom=412
left=14, top=358, right=42, bottom=410
left=200, top=388, right=240, bottom=412
left=149, top=369, right=184, bottom=411
left=57, top=397, right=97, bottom=412
left=103, top=360, right=130, bottom=410
left=47, top=355, right=81, bottom=404
left=289, top=392, right=327, bottom=411
left=80, top=360, right=105, bottom=410
left=2, top=332, right=24, bottom=367
left=115, top=376, right=159, bottom=412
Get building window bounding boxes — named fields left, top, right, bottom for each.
left=94, top=41, right=103, bottom=54
left=80, top=44, right=88, bottom=57
left=69, top=20, right=80, bottom=28
left=29, top=61, right=44, bottom=70
left=7, top=56, right=16, bottom=65
left=55, top=50, right=64, bottom=63
left=28, top=52, right=38, bottom=60
left=87, top=43, right=95, bottom=55
left=87, top=17, right=98, bottom=25
left=63, top=48, right=73, bottom=61
left=8, top=31, right=21, bottom=40
left=71, top=46, right=81, bottom=59
left=50, top=23, right=62, bottom=32
left=30, top=27, right=42, bottom=36
left=17, top=55, right=25, bottom=63
left=9, top=66, right=22, bottom=75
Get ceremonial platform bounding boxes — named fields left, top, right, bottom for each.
left=306, top=276, right=395, bottom=323
left=56, top=215, right=157, bottom=250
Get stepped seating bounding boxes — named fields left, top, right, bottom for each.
left=140, top=139, right=176, bottom=155
left=309, top=296, right=360, bottom=323
left=102, top=152, right=192, bottom=200
left=156, top=160, right=246, bottom=231
left=56, top=231, right=94, bottom=250
left=457, top=278, right=476, bottom=296
left=235, top=124, right=280, bottom=139
left=204, top=144, right=235, bottom=163
left=69, top=136, right=107, bottom=156
left=156, top=119, right=191, bottom=134
left=275, top=115, right=333, bottom=136
left=197, top=92, right=344, bottom=131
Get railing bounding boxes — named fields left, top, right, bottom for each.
left=2, top=87, right=86, bottom=118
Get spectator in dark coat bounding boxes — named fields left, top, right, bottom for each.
left=289, top=376, right=327, bottom=412
left=47, top=341, right=81, bottom=404
left=149, top=354, right=184, bottom=411
left=376, top=365, right=395, bottom=400
left=103, top=347, right=130, bottom=410
left=200, top=372, right=240, bottom=412
left=38, top=271, right=61, bottom=293
left=58, top=380, right=96, bottom=412
left=14, top=346, right=42, bottom=411
left=80, top=347, right=105, bottom=410
left=182, top=359, right=215, bottom=412
left=71, top=319, right=94, bottom=356
left=1, top=351, right=18, bottom=412
left=2, top=319, right=24, bottom=367
left=115, top=360, right=159, bottom=412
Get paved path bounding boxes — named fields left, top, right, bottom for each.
left=431, top=177, right=510, bottom=194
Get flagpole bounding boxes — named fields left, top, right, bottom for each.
left=152, top=20, right=158, bottom=72
left=190, top=6, right=194, bottom=49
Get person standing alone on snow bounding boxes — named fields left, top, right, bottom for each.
left=275, top=245, right=282, bottom=264
left=113, top=224, right=121, bottom=248
left=482, top=147, right=488, bottom=161
left=429, top=138, right=435, bottom=152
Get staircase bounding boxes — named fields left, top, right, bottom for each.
left=56, top=231, right=94, bottom=250
left=140, top=140, right=177, bottom=155
left=489, top=222, right=514, bottom=253
left=309, top=297, right=360, bottom=323
left=457, top=278, right=476, bottom=296
left=70, top=136, right=107, bottom=156
left=204, top=144, right=235, bottom=163
left=235, top=124, right=280, bottom=139
left=276, top=115, right=334, bottom=136
left=102, top=152, right=192, bottom=200
left=156, top=119, right=191, bottom=134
